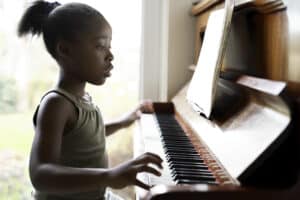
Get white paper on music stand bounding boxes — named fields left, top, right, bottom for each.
left=187, top=3, right=234, bottom=118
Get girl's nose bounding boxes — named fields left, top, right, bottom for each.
left=107, top=51, right=114, bottom=62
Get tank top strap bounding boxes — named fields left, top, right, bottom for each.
left=33, top=88, right=79, bottom=126
left=52, top=88, right=98, bottom=111
left=40, top=88, right=95, bottom=108
left=49, top=88, right=80, bottom=106
left=33, top=88, right=98, bottom=126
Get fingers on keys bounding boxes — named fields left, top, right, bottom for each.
left=135, top=179, right=151, bottom=190
left=135, top=164, right=161, bottom=176
left=133, top=152, right=163, bottom=190
left=136, top=152, right=163, bottom=169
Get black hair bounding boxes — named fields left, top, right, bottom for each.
left=18, top=0, right=105, bottom=59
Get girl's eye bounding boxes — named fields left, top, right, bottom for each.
left=96, top=45, right=106, bottom=50
left=96, top=44, right=111, bottom=53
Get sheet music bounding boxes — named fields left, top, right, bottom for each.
left=236, top=75, right=286, bottom=95
left=187, top=1, right=234, bottom=117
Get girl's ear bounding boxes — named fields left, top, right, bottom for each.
left=56, top=40, right=71, bottom=59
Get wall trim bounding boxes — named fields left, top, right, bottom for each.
left=139, top=0, right=169, bottom=101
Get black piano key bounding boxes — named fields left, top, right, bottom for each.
left=164, top=145, right=193, bottom=149
left=170, top=169, right=212, bottom=176
left=169, top=160, right=207, bottom=165
left=164, top=143, right=193, bottom=147
left=159, top=124, right=182, bottom=128
left=174, top=174, right=216, bottom=181
left=171, top=171, right=213, bottom=181
left=169, top=160, right=205, bottom=167
left=163, top=140, right=190, bottom=143
left=167, top=156, right=205, bottom=163
left=163, top=140, right=192, bottom=144
left=162, top=138, right=190, bottom=141
left=155, top=113, right=219, bottom=186
left=171, top=159, right=205, bottom=165
left=163, top=140, right=193, bottom=145
left=162, top=138, right=187, bottom=141
left=160, top=127, right=180, bottom=130
left=166, top=151, right=199, bottom=156
left=166, top=153, right=204, bottom=159
left=173, top=171, right=215, bottom=178
left=163, top=144, right=195, bottom=149
left=167, top=154, right=201, bottom=158
left=166, top=151, right=199, bottom=157
left=178, top=179, right=218, bottom=185
left=173, top=170, right=214, bottom=177
left=170, top=165, right=209, bottom=172
left=163, top=145, right=195, bottom=149
left=167, top=155, right=203, bottom=161
left=165, top=149, right=197, bottom=154
left=166, top=152, right=200, bottom=156
left=160, top=131, right=186, bottom=135
left=163, top=135, right=188, bottom=138
left=174, top=164, right=209, bottom=170
left=168, top=158, right=203, bottom=163
left=167, top=157, right=207, bottom=164
left=161, top=135, right=191, bottom=140
left=176, top=175, right=216, bottom=182
left=170, top=164, right=209, bottom=171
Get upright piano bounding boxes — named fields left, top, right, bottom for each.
left=134, top=0, right=300, bottom=199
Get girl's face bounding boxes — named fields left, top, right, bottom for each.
left=66, top=18, right=114, bottom=85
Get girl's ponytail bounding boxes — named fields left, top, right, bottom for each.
left=18, top=0, right=104, bottom=59
left=18, top=0, right=60, bottom=37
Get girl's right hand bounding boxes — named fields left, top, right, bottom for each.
left=107, top=152, right=163, bottom=190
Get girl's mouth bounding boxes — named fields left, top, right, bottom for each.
left=104, top=64, right=113, bottom=77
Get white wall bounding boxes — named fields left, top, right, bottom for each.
left=140, top=0, right=196, bottom=101
left=167, top=0, right=196, bottom=100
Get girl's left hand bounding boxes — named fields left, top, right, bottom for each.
left=121, top=100, right=153, bottom=127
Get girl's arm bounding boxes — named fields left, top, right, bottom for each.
left=105, top=100, right=153, bottom=136
left=30, top=94, right=161, bottom=194
left=105, top=112, right=138, bottom=136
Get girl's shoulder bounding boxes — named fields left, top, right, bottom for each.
left=40, top=89, right=78, bottom=107
left=33, top=90, right=78, bottom=129
left=40, top=91, right=74, bottom=111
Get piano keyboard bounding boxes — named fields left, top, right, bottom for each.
left=137, top=113, right=235, bottom=186
left=138, top=114, right=175, bottom=186
left=155, top=113, right=218, bottom=185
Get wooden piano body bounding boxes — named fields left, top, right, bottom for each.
left=135, top=0, right=300, bottom=199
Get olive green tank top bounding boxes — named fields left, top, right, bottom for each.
left=33, top=88, right=108, bottom=200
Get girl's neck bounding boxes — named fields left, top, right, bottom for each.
left=57, top=70, right=86, bottom=98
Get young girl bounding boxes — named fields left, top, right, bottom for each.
left=18, top=1, right=163, bottom=199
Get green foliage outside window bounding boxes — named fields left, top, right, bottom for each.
left=0, top=76, right=17, bottom=113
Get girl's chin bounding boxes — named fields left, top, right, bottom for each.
left=90, top=74, right=112, bottom=85
left=89, top=78, right=106, bottom=85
